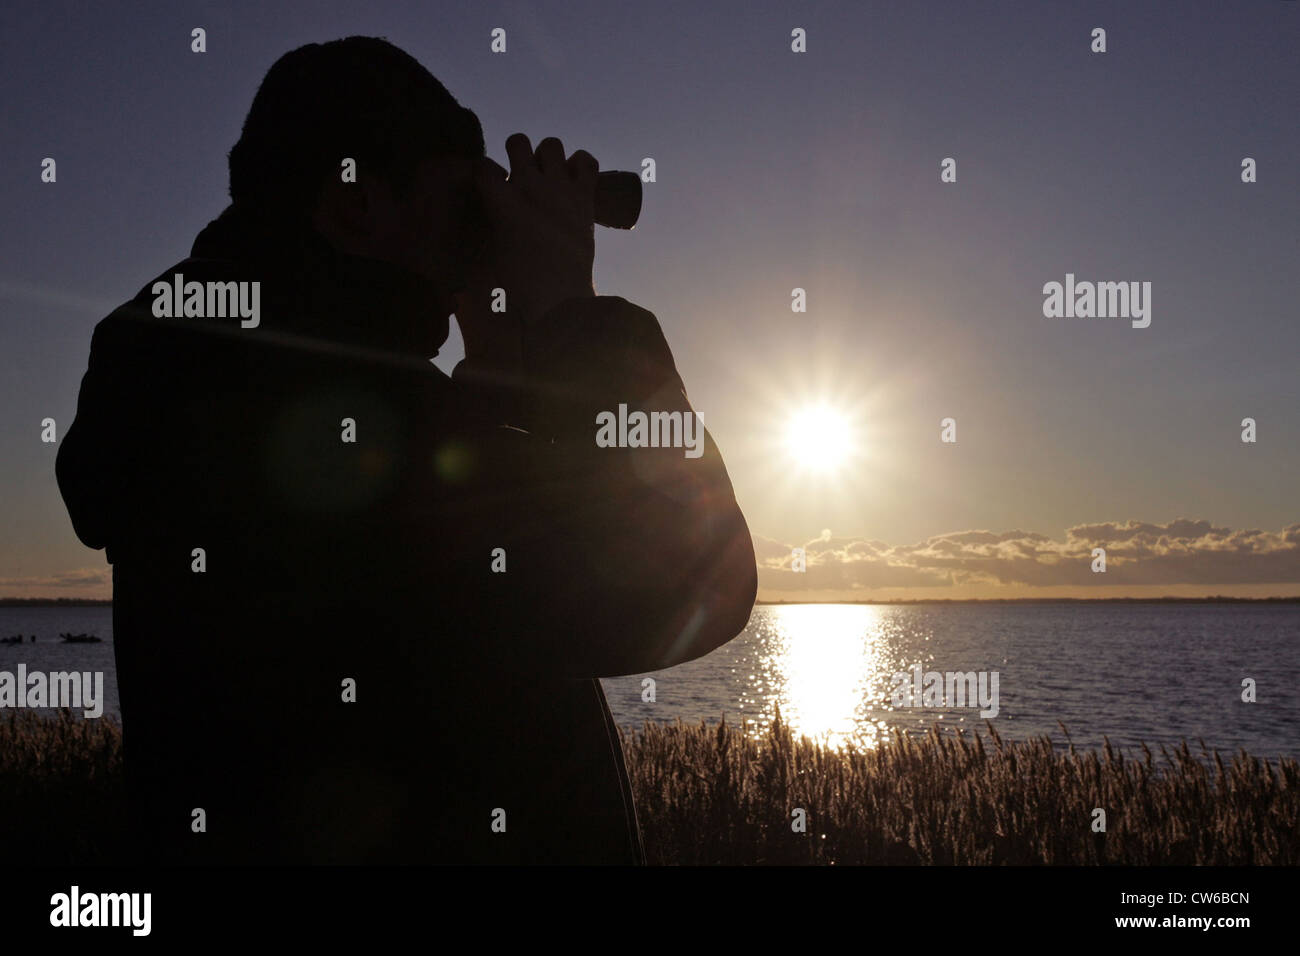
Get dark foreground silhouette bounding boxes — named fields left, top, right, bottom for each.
left=7, top=711, right=1297, bottom=866
left=55, top=39, right=756, bottom=864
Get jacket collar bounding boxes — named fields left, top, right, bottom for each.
left=189, top=203, right=450, bottom=359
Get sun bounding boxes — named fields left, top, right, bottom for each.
left=783, top=404, right=854, bottom=473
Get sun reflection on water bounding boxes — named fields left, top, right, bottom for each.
left=736, top=604, right=905, bottom=751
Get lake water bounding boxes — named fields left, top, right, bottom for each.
left=3, top=603, right=1297, bottom=761
left=0, top=606, right=119, bottom=721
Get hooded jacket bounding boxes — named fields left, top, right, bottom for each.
left=55, top=204, right=757, bottom=864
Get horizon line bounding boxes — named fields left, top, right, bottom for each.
left=4, top=595, right=1300, bottom=608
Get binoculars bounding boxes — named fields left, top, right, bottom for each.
left=458, top=168, right=642, bottom=274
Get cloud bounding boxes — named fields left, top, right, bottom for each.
left=756, top=519, right=1300, bottom=590
left=0, top=567, right=111, bottom=593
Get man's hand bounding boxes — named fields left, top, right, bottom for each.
left=454, top=133, right=598, bottom=369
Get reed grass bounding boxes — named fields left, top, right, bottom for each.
left=620, top=708, right=1300, bottom=865
left=0, top=709, right=126, bottom=864
left=3, top=707, right=1296, bottom=864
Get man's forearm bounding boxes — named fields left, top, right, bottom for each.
left=444, top=296, right=757, bottom=678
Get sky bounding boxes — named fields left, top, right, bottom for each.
left=1, top=0, right=1297, bottom=601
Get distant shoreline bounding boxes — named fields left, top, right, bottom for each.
left=756, top=596, right=1300, bottom=605
left=0, top=598, right=112, bottom=606
left=3, top=596, right=1300, bottom=607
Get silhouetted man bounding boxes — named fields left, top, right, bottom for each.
left=56, top=37, right=756, bottom=864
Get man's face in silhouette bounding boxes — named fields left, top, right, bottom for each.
left=314, top=152, right=488, bottom=319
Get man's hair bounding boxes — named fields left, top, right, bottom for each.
left=229, top=36, right=485, bottom=216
